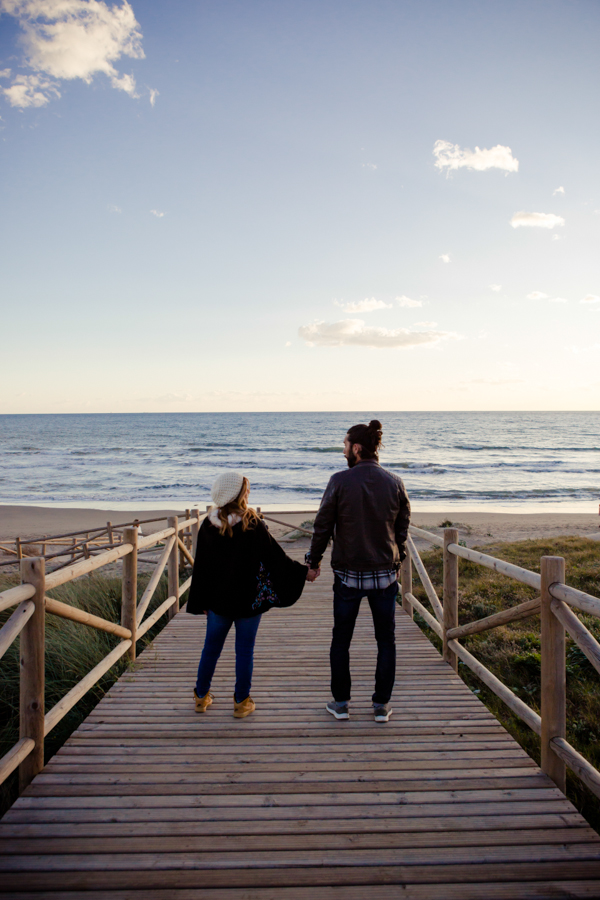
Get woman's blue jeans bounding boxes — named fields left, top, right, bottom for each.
left=195, top=611, right=262, bottom=703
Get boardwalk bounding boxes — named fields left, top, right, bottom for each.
left=2, top=548, right=600, bottom=898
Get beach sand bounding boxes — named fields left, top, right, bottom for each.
left=1, top=504, right=599, bottom=547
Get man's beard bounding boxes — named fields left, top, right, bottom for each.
left=346, top=447, right=358, bottom=468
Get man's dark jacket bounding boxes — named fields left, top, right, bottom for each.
left=307, top=459, right=411, bottom=571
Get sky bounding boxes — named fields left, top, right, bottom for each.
left=0, top=0, right=599, bottom=414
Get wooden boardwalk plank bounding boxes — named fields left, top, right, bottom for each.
left=1, top=550, right=599, bottom=897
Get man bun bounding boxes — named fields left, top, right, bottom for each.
left=347, top=419, right=383, bottom=458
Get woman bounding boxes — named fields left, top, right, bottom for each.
left=187, top=471, right=309, bottom=718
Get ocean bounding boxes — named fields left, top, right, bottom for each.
left=0, top=412, right=598, bottom=512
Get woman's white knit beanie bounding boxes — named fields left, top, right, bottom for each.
left=211, top=471, right=245, bottom=507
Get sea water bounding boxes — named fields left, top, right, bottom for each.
left=0, top=412, right=598, bottom=512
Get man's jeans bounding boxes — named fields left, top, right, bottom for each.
left=330, top=576, right=398, bottom=705
left=196, top=610, right=262, bottom=703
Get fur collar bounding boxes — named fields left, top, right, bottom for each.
left=208, top=507, right=242, bottom=528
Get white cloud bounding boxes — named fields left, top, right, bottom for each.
left=549, top=297, right=568, bottom=303
left=581, top=295, right=600, bottom=305
left=510, top=211, right=565, bottom=229
left=526, top=292, right=548, bottom=300
left=334, top=297, right=391, bottom=313
left=439, top=254, right=450, bottom=263
left=489, top=284, right=501, bottom=292
left=298, top=318, right=456, bottom=349
left=150, top=209, right=164, bottom=217
left=0, top=0, right=144, bottom=108
left=553, top=186, right=565, bottom=195
left=433, top=140, right=519, bottom=174
left=396, top=295, right=422, bottom=308
left=361, top=163, right=377, bottom=170
left=552, top=234, right=561, bottom=241
left=284, top=341, right=291, bottom=347
left=413, top=321, right=437, bottom=328
left=107, top=203, right=121, bottom=213
left=149, top=86, right=158, bottom=106
left=1, top=72, right=60, bottom=107
left=0, top=68, right=12, bottom=78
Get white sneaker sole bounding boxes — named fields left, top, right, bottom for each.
left=374, top=709, right=392, bottom=722
left=326, top=704, right=349, bottom=720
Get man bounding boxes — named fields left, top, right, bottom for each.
left=306, top=419, right=411, bottom=723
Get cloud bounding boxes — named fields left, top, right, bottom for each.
left=0, top=0, right=144, bottom=108
left=396, top=295, right=422, bottom=308
left=439, top=254, right=450, bottom=263
left=298, top=319, right=456, bottom=349
left=149, top=86, right=158, bottom=106
left=553, top=186, right=565, bottom=195
left=581, top=294, right=600, bottom=305
left=510, top=211, right=565, bottom=229
left=334, top=297, right=391, bottom=313
left=150, top=209, right=164, bottom=217
left=361, top=162, right=377, bottom=170
left=413, top=321, right=437, bottom=328
left=527, top=291, right=567, bottom=303
left=284, top=341, right=291, bottom=347
left=107, top=203, right=121, bottom=213
left=489, top=284, right=502, bottom=292
left=0, top=68, right=12, bottom=78
left=552, top=234, right=561, bottom=241
left=433, top=140, right=519, bottom=174
left=1, top=72, right=60, bottom=107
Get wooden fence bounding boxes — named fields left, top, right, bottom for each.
left=0, top=512, right=202, bottom=796
left=401, top=524, right=600, bottom=800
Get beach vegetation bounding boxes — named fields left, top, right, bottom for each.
left=0, top=569, right=173, bottom=819
left=411, top=536, right=600, bottom=832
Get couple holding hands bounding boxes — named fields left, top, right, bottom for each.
left=187, top=419, right=411, bottom=723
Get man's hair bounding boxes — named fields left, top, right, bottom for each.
left=346, top=419, right=383, bottom=460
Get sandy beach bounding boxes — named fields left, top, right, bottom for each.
left=1, top=504, right=599, bottom=549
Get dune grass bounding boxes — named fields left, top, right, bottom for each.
left=0, top=567, right=175, bottom=818
left=410, top=536, right=600, bottom=832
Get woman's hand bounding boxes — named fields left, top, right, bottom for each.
left=306, top=568, right=320, bottom=582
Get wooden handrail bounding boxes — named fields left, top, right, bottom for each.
left=44, top=640, right=132, bottom=737
left=136, top=535, right=175, bottom=625
left=551, top=737, right=600, bottom=800
left=549, top=581, right=600, bottom=618
left=177, top=536, right=195, bottom=567
left=136, top=595, right=178, bottom=639
left=446, top=542, right=542, bottom=590
left=550, top=598, right=600, bottom=677
left=407, top=536, right=444, bottom=624
left=44, top=596, right=132, bottom=639
left=446, top=596, right=541, bottom=641
left=403, top=592, right=443, bottom=638
left=0, top=738, right=35, bottom=785
left=0, top=600, right=35, bottom=662
left=409, top=524, right=444, bottom=547
left=448, top=638, right=542, bottom=735
left=0, top=583, right=36, bottom=614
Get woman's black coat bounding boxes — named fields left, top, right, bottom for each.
left=187, top=517, right=308, bottom=619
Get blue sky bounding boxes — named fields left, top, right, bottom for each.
left=1, top=0, right=599, bottom=413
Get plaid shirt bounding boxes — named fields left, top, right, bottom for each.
left=333, top=568, right=398, bottom=590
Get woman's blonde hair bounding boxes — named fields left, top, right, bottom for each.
left=216, top=477, right=260, bottom=537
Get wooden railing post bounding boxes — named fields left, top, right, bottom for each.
left=541, top=555, right=566, bottom=792
left=443, top=528, right=459, bottom=672
left=191, top=509, right=201, bottom=556
left=19, top=557, right=45, bottom=793
left=167, top=516, right=179, bottom=621
left=400, top=554, right=413, bottom=619
left=121, top=527, right=138, bottom=661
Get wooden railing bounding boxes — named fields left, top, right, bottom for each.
left=401, top=525, right=600, bottom=800
left=0, top=511, right=202, bottom=795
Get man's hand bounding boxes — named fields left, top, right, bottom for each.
left=307, top=567, right=321, bottom=583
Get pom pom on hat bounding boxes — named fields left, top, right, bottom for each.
left=211, top=471, right=245, bottom=508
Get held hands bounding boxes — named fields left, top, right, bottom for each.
left=306, top=567, right=321, bottom=583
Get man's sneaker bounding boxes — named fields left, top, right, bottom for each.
left=374, top=704, right=392, bottom=722
left=194, top=690, right=213, bottom=713
left=326, top=700, right=349, bottom=720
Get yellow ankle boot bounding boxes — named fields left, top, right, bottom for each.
left=194, top=690, right=213, bottom=713
left=233, top=695, right=255, bottom=718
